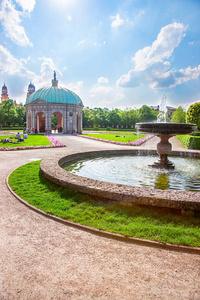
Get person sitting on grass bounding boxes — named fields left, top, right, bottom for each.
left=15, top=132, right=24, bottom=142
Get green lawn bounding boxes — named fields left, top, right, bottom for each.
left=0, top=134, right=51, bottom=148
left=8, top=160, right=200, bottom=247
left=82, top=132, right=146, bottom=143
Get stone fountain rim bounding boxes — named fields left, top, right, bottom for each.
left=135, top=122, right=197, bottom=136
left=40, top=149, right=200, bottom=213
left=136, top=122, right=196, bottom=125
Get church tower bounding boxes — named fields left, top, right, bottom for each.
left=1, top=83, right=9, bottom=102
left=27, top=82, right=35, bottom=99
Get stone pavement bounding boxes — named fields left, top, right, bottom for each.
left=0, top=135, right=199, bottom=299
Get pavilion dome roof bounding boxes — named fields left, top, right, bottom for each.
left=25, top=85, right=83, bottom=106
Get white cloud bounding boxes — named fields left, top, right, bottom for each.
left=66, top=81, right=83, bottom=95
left=117, top=22, right=200, bottom=90
left=188, top=41, right=195, bottom=46
left=78, top=40, right=86, bottom=47
left=151, top=65, right=200, bottom=89
left=0, top=0, right=33, bottom=47
left=67, top=14, right=72, bottom=21
left=0, top=45, right=23, bottom=74
left=16, top=0, right=36, bottom=13
left=36, top=57, right=62, bottom=88
left=90, top=79, right=124, bottom=107
left=133, top=22, right=187, bottom=71
left=98, top=77, right=109, bottom=84
left=110, top=13, right=124, bottom=29
left=94, top=40, right=106, bottom=47
left=0, top=46, right=63, bottom=103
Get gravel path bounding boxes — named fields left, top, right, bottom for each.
left=0, top=135, right=199, bottom=299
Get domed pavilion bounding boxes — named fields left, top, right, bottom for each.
left=25, top=72, right=84, bottom=134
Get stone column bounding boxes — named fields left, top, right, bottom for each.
left=45, top=107, right=52, bottom=134
left=63, top=107, right=67, bottom=134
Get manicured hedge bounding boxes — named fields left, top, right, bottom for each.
left=192, top=131, right=200, bottom=136
left=177, top=135, right=200, bottom=149
left=83, top=127, right=136, bottom=132
left=2, top=127, right=23, bottom=131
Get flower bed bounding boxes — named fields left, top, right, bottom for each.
left=0, top=134, right=66, bottom=151
left=76, top=134, right=153, bottom=146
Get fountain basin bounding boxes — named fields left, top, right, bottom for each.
left=136, top=122, right=196, bottom=169
left=135, top=122, right=196, bottom=135
left=40, top=149, right=200, bottom=215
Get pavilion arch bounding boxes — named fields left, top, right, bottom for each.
left=37, top=111, right=46, bottom=133
left=52, top=111, right=63, bottom=132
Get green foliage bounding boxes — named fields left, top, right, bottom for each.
left=171, top=106, right=186, bottom=123
left=186, top=102, right=200, bottom=129
left=82, top=105, right=156, bottom=129
left=51, top=115, right=58, bottom=128
left=192, top=131, right=200, bottom=136
left=0, top=99, right=17, bottom=127
left=15, top=106, right=26, bottom=125
left=138, top=105, right=157, bottom=122
left=0, top=100, right=26, bottom=127
left=8, top=161, right=200, bottom=246
left=176, top=135, right=200, bottom=149
left=2, top=126, right=23, bottom=131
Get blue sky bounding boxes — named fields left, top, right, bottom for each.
left=0, top=0, right=200, bottom=109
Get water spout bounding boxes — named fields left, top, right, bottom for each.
left=157, top=94, right=167, bottom=123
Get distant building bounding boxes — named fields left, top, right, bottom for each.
left=1, top=83, right=23, bottom=106
left=150, top=105, right=176, bottom=118
left=1, top=83, right=9, bottom=102
left=27, top=82, right=36, bottom=99
left=25, top=71, right=84, bottom=134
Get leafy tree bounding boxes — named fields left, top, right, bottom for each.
left=138, top=105, right=157, bottom=122
left=0, top=106, right=4, bottom=125
left=15, top=106, right=26, bottom=125
left=82, top=107, right=95, bottom=127
left=186, top=102, right=200, bottom=129
left=108, top=109, right=120, bottom=127
left=82, top=105, right=158, bottom=129
left=0, top=99, right=17, bottom=127
left=171, top=106, right=186, bottom=123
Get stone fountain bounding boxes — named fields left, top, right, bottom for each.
left=40, top=95, right=200, bottom=214
left=136, top=95, right=196, bottom=169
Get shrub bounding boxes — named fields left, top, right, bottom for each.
left=192, top=131, right=200, bottom=136
left=177, top=135, right=200, bottom=149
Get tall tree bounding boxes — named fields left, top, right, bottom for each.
left=171, top=106, right=186, bottom=123
left=15, top=106, right=26, bottom=125
left=186, top=102, right=200, bottom=129
left=1, top=99, right=17, bottom=127
left=139, top=105, right=157, bottom=122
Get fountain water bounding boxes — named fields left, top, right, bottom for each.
left=136, top=96, right=196, bottom=169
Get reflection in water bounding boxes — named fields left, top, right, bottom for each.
left=64, top=156, right=200, bottom=192
left=154, top=173, right=170, bottom=190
